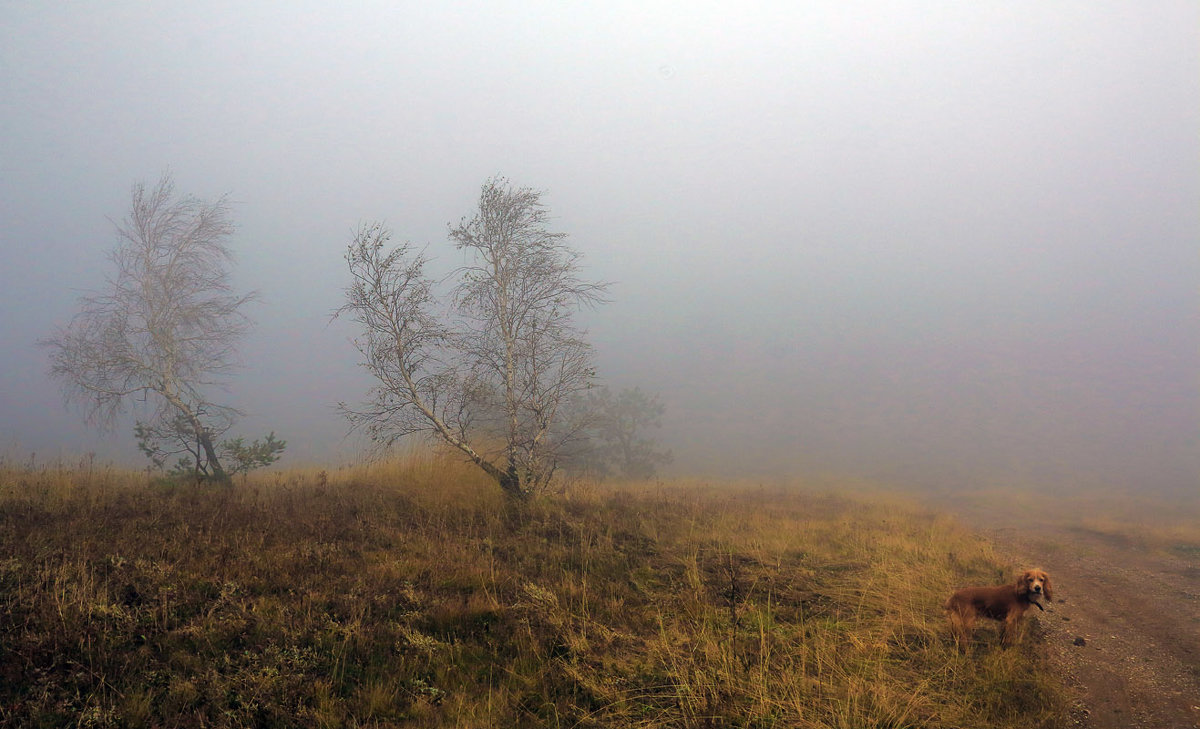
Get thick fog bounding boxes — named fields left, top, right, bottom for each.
left=2, top=2, right=1196, bottom=493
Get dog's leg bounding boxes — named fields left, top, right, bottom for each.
left=947, top=607, right=973, bottom=651
left=1000, top=612, right=1022, bottom=647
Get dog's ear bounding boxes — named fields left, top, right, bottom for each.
left=1015, top=570, right=1031, bottom=595
left=1041, top=572, right=1053, bottom=602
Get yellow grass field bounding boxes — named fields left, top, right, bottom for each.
left=0, top=453, right=1068, bottom=728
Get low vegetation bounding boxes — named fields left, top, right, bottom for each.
left=0, top=453, right=1067, bottom=728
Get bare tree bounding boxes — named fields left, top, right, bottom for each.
left=338, top=177, right=607, bottom=500
left=42, top=174, right=255, bottom=483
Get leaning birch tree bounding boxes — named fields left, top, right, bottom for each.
left=338, top=177, right=607, bottom=500
left=42, top=174, right=255, bottom=483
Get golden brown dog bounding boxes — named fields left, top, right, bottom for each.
left=945, top=568, right=1052, bottom=649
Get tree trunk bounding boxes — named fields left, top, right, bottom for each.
left=499, top=462, right=524, bottom=500
left=476, top=458, right=524, bottom=501
left=197, top=429, right=231, bottom=485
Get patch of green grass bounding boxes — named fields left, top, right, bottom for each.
left=0, top=455, right=1066, bottom=727
left=1172, top=543, right=1200, bottom=558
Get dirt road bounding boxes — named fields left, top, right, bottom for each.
left=954, top=504, right=1200, bottom=728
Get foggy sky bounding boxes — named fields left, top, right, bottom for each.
left=2, top=2, right=1196, bottom=493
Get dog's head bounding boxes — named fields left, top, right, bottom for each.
left=1017, top=568, right=1052, bottom=602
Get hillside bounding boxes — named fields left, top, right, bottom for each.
left=0, top=456, right=1065, bottom=728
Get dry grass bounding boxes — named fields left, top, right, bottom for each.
left=0, top=452, right=1067, bottom=727
left=948, top=485, right=1200, bottom=558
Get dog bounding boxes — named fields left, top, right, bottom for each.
left=945, top=568, right=1052, bottom=649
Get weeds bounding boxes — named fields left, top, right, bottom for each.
left=0, top=454, right=1066, bottom=727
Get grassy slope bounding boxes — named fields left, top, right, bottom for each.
left=0, top=455, right=1066, bottom=728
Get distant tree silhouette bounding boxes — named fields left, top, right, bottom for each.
left=575, top=386, right=673, bottom=480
